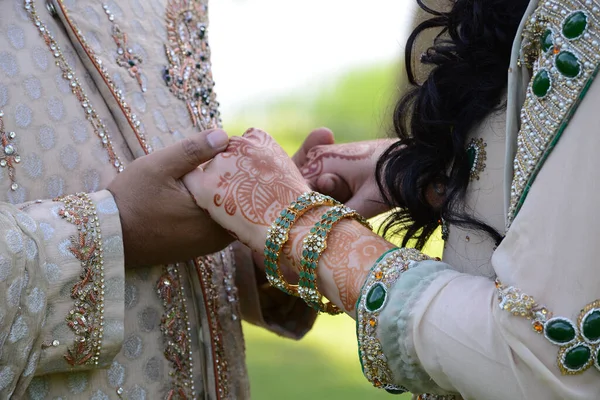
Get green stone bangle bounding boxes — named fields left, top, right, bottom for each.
left=356, top=247, right=430, bottom=393
left=298, top=205, right=372, bottom=315
left=264, top=192, right=339, bottom=296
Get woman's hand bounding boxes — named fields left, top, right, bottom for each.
left=182, top=128, right=311, bottom=253
left=295, top=128, right=397, bottom=219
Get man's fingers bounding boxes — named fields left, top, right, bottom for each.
left=292, top=127, right=335, bottom=167
left=156, top=129, right=229, bottom=178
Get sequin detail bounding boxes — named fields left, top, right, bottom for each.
left=55, top=193, right=106, bottom=366
left=53, top=0, right=153, bottom=154
left=24, top=0, right=125, bottom=173
left=509, top=0, right=600, bottom=224
left=496, top=280, right=600, bottom=375
left=156, top=265, right=197, bottom=399
left=102, top=4, right=146, bottom=92
left=196, top=255, right=229, bottom=399
left=356, top=248, right=431, bottom=393
left=0, top=110, right=21, bottom=191
left=163, top=0, right=220, bottom=129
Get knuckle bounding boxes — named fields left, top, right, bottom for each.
left=181, top=137, right=208, bottom=165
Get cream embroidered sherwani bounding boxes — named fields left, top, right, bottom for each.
left=0, top=1, right=314, bottom=399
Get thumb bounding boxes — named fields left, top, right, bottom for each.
left=292, top=127, right=335, bottom=167
left=314, top=173, right=352, bottom=203
left=157, top=129, right=229, bottom=178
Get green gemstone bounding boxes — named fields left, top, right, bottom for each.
left=365, top=283, right=387, bottom=312
left=563, top=344, right=591, bottom=371
left=582, top=309, right=600, bottom=342
left=466, top=146, right=476, bottom=171
left=545, top=319, right=577, bottom=344
left=556, top=51, right=581, bottom=78
left=302, top=250, right=308, bottom=257
left=563, top=11, right=588, bottom=39
left=541, top=29, right=554, bottom=53
left=532, top=69, right=551, bottom=98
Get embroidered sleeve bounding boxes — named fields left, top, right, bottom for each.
left=0, top=190, right=124, bottom=397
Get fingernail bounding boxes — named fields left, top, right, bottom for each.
left=207, top=129, right=228, bottom=149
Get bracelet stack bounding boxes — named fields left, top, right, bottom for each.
left=264, top=192, right=339, bottom=296
left=263, top=192, right=371, bottom=315
left=298, top=205, right=372, bottom=314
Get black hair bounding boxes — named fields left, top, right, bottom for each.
left=376, top=0, right=529, bottom=249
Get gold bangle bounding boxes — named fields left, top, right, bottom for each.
left=264, top=192, right=339, bottom=296
left=298, top=205, right=372, bottom=315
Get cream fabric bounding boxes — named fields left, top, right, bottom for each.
left=378, top=0, right=600, bottom=398
left=0, top=0, right=314, bottom=398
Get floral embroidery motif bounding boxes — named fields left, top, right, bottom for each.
left=55, top=193, right=106, bottom=366
left=496, top=281, right=600, bottom=375
left=509, top=0, right=600, bottom=224
left=163, top=0, right=221, bottom=129
left=466, top=138, right=487, bottom=181
left=156, top=264, right=197, bottom=400
left=0, top=110, right=21, bottom=191
left=102, top=4, right=146, bottom=92
left=357, top=248, right=431, bottom=393
left=24, top=0, right=126, bottom=173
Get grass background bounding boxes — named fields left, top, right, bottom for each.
left=224, top=62, right=442, bottom=399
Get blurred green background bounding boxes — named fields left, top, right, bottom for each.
left=224, top=63, right=443, bottom=399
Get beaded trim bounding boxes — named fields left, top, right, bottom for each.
left=24, top=0, right=126, bottom=172
left=356, top=248, right=431, bottom=392
left=156, top=264, right=197, bottom=399
left=0, top=110, right=21, bottom=191
left=196, top=255, right=229, bottom=399
left=55, top=193, right=106, bottom=366
left=102, top=4, right=146, bottom=92
left=299, top=205, right=372, bottom=315
left=417, top=395, right=458, bottom=400
left=509, top=0, right=600, bottom=224
left=53, top=0, right=153, bottom=155
left=264, top=192, right=339, bottom=296
left=496, top=280, right=600, bottom=375
left=163, top=0, right=221, bottom=129
left=466, top=138, right=487, bottom=181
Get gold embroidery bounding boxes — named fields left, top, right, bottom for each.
left=196, top=255, right=229, bottom=399
left=509, top=0, right=600, bottom=224
left=163, top=0, right=221, bottom=129
left=357, top=248, right=430, bottom=393
left=157, top=264, right=197, bottom=400
left=102, top=4, right=146, bottom=92
left=0, top=110, right=21, bottom=191
left=466, top=137, right=487, bottom=181
left=24, top=0, right=126, bottom=173
left=54, top=0, right=153, bottom=154
left=55, top=193, right=106, bottom=366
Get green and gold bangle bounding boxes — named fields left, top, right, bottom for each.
left=264, top=192, right=339, bottom=296
left=298, top=205, right=372, bottom=315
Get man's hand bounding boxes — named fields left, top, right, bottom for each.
left=293, top=128, right=396, bottom=219
left=108, top=129, right=232, bottom=266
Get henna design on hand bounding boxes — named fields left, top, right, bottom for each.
left=213, top=129, right=308, bottom=226
left=300, top=142, right=377, bottom=180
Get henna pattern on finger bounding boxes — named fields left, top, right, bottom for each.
left=300, top=142, right=376, bottom=180
left=213, top=129, right=308, bottom=226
